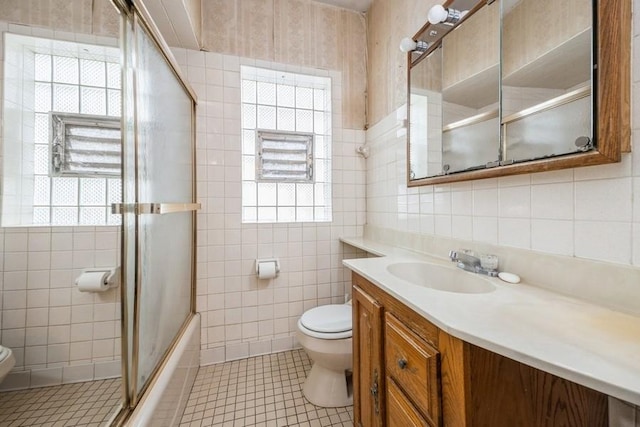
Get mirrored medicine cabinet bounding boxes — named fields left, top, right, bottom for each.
left=406, top=0, right=630, bottom=186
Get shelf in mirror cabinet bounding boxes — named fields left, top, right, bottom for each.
left=502, top=29, right=591, bottom=89
left=442, top=64, right=499, bottom=110
left=501, top=84, right=590, bottom=125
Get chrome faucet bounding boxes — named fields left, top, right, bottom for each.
left=449, top=250, right=499, bottom=277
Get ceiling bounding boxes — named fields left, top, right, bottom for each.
left=313, top=0, right=371, bottom=12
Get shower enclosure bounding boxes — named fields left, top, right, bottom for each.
left=0, top=0, right=197, bottom=422
left=113, top=0, right=199, bottom=422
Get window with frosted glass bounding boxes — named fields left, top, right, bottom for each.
left=241, top=66, right=332, bottom=223
left=33, top=53, right=122, bottom=226
left=257, top=131, right=314, bottom=182
left=51, top=113, right=121, bottom=177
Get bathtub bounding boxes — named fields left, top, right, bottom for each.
left=124, top=313, right=200, bottom=426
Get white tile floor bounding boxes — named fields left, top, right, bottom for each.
left=180, top=349, right=353, bottom=427
left=0, top=378, right=121, bottom=426
left=0, top=349, right=353, bottom=427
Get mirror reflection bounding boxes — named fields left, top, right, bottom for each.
left=442, top=1, right=499, bottom=174
left=407, top=0, right=595, bottom=182
left=409, top=48, right=442, bottom=180
left=501, top=0, right=593, bottom=163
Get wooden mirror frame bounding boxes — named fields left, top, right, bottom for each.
left=407, top=0, right=630, bottom=187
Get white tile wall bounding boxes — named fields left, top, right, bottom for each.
left=171, top=48, right=366, bottom=364
left=366, top=105, right=640, bottom=266
left=0, top=226, right=121, bottom=391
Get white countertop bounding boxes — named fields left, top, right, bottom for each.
left=341, top=236, right=640, bottom=406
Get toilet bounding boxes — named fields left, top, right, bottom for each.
left=0, top=345, right=15, bottom=384
left=296, top=303, right=353, bottom=408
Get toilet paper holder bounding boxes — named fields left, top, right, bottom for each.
left=78, top=267, right=120, bottom=289
left=255, top=259, right=280, bottom=278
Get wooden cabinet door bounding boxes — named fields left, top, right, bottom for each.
left=387, top=377, right=431, bottom=427
left=353, top=285, right=384, bottom=427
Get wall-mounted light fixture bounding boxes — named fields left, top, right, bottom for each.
left=399, top=37, right=430, bottom=53
left=427, top=4, right=468, bottom=25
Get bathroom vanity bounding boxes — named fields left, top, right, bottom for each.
left=343, top=236, right=640, bottom=427
left=352, top=273, right=607, bottom=426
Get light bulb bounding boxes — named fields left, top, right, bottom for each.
left=428, top=4, right=448, bottom=25
left=399, top=38, right=430, bottom=53
left=399, top=37, right=418, bottom=53
left=428, top=5, right=468, bottom=25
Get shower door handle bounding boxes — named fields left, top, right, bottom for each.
left=111, top=202, right=201, bottom=215
left=111, top=203, right=132, bottom=214
left=137, top=202, right=201, bottom=214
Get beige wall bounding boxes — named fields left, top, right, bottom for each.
left=0, top=0, right=118, bottom=37
left=200, top=0, right=367, bottom=130
left=365, top=0, right=437, bottom=127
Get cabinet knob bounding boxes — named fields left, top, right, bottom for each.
left=397, top=358, right=408, bottom=369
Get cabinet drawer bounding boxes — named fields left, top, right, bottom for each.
left=385, top=312, right=441, bottom=425
left=387, top=377, right=431, bottom=427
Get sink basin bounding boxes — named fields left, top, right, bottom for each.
left=386, top=262, right=496, bottom=294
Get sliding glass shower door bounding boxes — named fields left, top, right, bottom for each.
left=118, top=0, right=198, bottom=406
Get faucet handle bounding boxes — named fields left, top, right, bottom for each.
left=480, top=254, right=499, bottom=271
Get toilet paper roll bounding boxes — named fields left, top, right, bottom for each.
left=257, top=261, right=277, bottom=280
left=76, top=271, right=110, bottom=292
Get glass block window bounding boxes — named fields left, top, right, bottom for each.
left=241, top=66, right=332, bottom=223
left=33, top=53, right=122, bottom=226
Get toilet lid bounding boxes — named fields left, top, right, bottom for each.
left=300, top=304, right=352, bottom=333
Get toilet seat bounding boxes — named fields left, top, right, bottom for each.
left=298, top=304, right=352, bottom=340
left=0, top=345, right=15, bottom=385
left=0, top=346, right=9, bottom=362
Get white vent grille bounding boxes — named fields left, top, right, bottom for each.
left=257, top=130, right=314, bottom=182
left=51, top=113, right=121, bottom=177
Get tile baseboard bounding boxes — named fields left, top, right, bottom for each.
left=200, top=336, right=302, bottom=366
left=0, top=360, right=121, bottom=391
